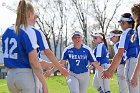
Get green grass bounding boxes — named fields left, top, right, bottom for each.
left=0, top=74, right=119, bottom=93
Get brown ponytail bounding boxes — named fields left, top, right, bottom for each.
left=131, top=3, right=140, bottom=30
left=15, top=0, right=27, bottom=33
left=99, top=33, right=108, bottom=50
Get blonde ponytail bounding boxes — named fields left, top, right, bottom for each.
left=15, top=0, right=28, bottom=33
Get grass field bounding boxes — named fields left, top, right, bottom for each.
left=0, top=74, right=119, bottom=93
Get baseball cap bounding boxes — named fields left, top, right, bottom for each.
left=107, top=32, right=122, bottom=39
left=72, top=31, right=82, bottom=37
left=91, top=33, right=103, bottom=39
left=118, top=16, right=133, bottom=22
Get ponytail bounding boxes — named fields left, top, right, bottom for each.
left=15, top=0, right=28, bottom=33
left=131, top=3, right=140, bottom=30
left=99, top=33, right=108, bottom=50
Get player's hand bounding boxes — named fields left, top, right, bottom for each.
left=44, top=70, right=52, bottom=78
left=47, top=62, right=54, bottom=68
left=101, top=69, right=113, bottom=79
left=60, top=67, right=69, bottom=77
left=131, top=73, right=138, bottom=88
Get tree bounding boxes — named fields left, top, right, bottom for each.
left=35, top=0, right=70, bottom=59
left=70, top=0, right=89, bottom=44
left=90, top=0, right=122, bottom=34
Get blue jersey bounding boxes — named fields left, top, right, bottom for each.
left=93, top=42, right=110, bottom=65
left=32, top=27, right=49, bottom=61
left=134, top=25, right=140, bottom=52
left=114, top=42, right=126, bottom=64
left=62, top=44, right=96, bottom=74
left=32, top=27, right=49, bottom=50
left=2, top=25, right=41, bottom=68
left=118, top=28, right=138, bottom=59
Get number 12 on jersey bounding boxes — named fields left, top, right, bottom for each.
left=3, top=38, right=18, bottom=59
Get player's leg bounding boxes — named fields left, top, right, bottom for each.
left=93, top=70, right=104, bottom=93
left=116, top=64, right=127, bottom=93
left=125, top=58, right=139, bottom=93
left=13, top=68, right=42, bottom=93
left=66, top=73, right=79, bottom=93
left=6, top=69, right=19, bottom=93
left=78, top=72, right=90, bottom=93
left=98, top=64, right=110, bottom=93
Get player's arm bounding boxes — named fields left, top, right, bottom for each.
left=39, top=59, right=54, bottom=69
left=44, top=49, right=69, bottom=77
left=88, top=47, right=103, bottom=72
left=28, top=49, right=48, bottom=92
left=38, top=30, right=68, bottom=77
left=91, top=61, right=103, bottom=72
left=102, top=48, right=125, bottom=79
left=44, top=60, right=67, bottom=77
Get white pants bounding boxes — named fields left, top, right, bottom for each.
left=93, top=63, right=110, bottom=92
left=6, top=68, right=42, bottom=93
left=117, top=64, right=127, bottom=93
left=66, top=71, right=90, bottom=93
left=125, top=57, right=140, bottom=93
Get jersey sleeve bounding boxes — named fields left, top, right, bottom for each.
left=95, top=44, right=103, bottom=57
left=33, top=28, right=49, bottom=51
left=61, top=48, right=68, bottom=60
left=88, top=48, right=97, bottom=62
left=23, top=28, right=39, bottom=53
left=118, top=32, right=129, bottom=49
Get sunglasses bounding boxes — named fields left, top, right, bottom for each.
left=118, top=21, right=123, bottom=23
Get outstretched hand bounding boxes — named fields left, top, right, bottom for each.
left=131, top=74, right=138, bottom=88
left=44, top=70, right=52, bottom=78
left=60, top=67, right=69, bottom=77
left=101, top=69, right=113, bottom=79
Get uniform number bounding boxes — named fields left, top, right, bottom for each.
left=76, top=60, right=80, bottom=66
left=4, top=38, right=17, bottom=59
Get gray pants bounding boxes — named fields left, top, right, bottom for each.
left=116, top=64, right=127, bottom=93
left=125, top=57, right=140, bottom=93
left=66, top=71, right=90, bottom=93
left=93, top=63, right=110, bottom=92
left=6, top=68, right=42, bottom=93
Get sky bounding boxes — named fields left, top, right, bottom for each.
left=0, top=0, right=139, bottom=36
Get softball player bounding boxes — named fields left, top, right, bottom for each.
left=31, top=12, right=69, bottom=76
left=108, top=30, right=127, bottom=93
left=92, top=33, right=110, bottom=93
left=131, top=3, right=140, bottom=52
left=32, top=27, right=54, bottom=69
left=2, top=0, right=48, bottom=93
left=102, top=13, right=139, bottom=93
left=60, top=31, right=103, bottom=93
left=131, top=3, right=140, bottom=87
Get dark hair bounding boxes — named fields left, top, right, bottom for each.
left=131, top=3, right=140, bottom=30
left=110, top=30, right=122, bottom=34
left=99, top=33, right=108, bottom=50
left=121, top=13, right=135, bottom=28
left=110, top=30, right=122, bottom=42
